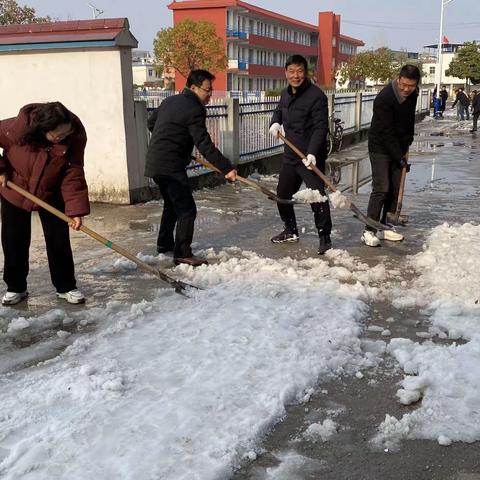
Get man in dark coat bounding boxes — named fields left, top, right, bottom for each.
left=361, top=64, right=420, bottom=247
left=452, top=87, right=470, bottom=121
left=145, top=70, right=237, bottom=267
left=269, top=54, right=332, bottom=255
left=470, top=90, right=480, bottom=133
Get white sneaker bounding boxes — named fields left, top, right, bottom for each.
left=56, top=289, right=85, bottom=304
left=361, top=230, right=381, bottom=247
left=2, top=291, right=28, bottom=306
left=378, top=229, right=404, bottom=242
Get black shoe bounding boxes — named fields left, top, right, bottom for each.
left=271, top=229, right=299, bottom=243
left=174, top=256, right=209, bottom=267
left=318, top=235, right=332, bottom=255
left=157, top=245, right=174, bottom=254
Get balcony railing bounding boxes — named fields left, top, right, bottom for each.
left=226, top=27, right=316, bottom=47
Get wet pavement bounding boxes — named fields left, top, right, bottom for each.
left=1, top=111, right=480, bottom=478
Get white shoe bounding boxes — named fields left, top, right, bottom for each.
left=2, top=291, right=28, bottom=306
left=56, top=289, right=85, bottom=304
left=377, top=229, right=404, bottom=242
left=361, top=230, right=381, bottom=247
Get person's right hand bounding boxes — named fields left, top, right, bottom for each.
left=225, top=169, right=237, bottom=182
left=0, top=174, right=7, bottom=187
left=269, top=123, right=285, bottom=140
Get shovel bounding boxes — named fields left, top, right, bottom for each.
left=392, top=163, right=408, bottom=225
left=194, top=157, right=300, bottom=205
left=6, top=181, right=198, bottom=295
left=277, top=133, right=391, bottom=232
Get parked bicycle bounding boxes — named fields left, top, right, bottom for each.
left=326, top=112, right=344, bottom=156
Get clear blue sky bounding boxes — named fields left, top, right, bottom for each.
left=26, top=0, right=480, bottom=52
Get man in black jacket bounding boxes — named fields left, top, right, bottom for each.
left=361, top=64, right=420, bottom=247
left=470, top=90, right=480, bottom=133
left=269, top=54, right=332, bottom=255
left=145, top=70, right=237, bottom=266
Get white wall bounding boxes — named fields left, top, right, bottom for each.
left=0, top=47, right=147, bottom=203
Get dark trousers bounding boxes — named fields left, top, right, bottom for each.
left=366, top=152, right=403, bottom=231
left=153, top=172, right=197, bottom=258
left=473, top=113, right=479, bottom=131
left=276, top=162, right=332, bottom=236
left=1, top=197, right=77, bottom=294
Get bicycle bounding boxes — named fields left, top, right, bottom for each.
left=325, top=159, right=342, bottom=187
left=326, top=113, right=344, bottom=157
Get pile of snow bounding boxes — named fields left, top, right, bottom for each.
left=293, top=188, right=328, bottom=204
left=0, top=249, right=384, bottom=479
left=376, top=223, right=480, bottom=448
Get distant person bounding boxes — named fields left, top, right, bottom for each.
left=145, top=69, right=237, bottom=267
left=470, top=90, right=480, bottom=133
left=362, top=64, right=420, bottom=247
left=452, top=87, right=470, bottom=121
left=0, top=102, right=89, bottom=305
left=269, top=54, right=332, bottom=255
left=439, top=86, right=448, bottom=115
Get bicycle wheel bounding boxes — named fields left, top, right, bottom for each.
left=325, top=161, right=341, bottom=187
left=334, top=127, right=343, bottom=153
left=326, top=131, right=333, bottom=156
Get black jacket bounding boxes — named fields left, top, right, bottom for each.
left=368, top=81, right=418, bottom=162
left=452, top=90, right=470, bottom=108
left=471, top=93, right=480, bottom=115
left=145, top=88, right=232, bottom=177
left=271, top=79, right=329, bottom=163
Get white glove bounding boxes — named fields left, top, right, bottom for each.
left=269, top=122, right=285, bottom=140
left=302, top=154, right=316, bottom=170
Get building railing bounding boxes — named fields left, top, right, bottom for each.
left=225, top=27, right=316, bottom=47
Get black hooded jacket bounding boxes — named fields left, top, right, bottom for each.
left=145, top=88, right=232, bottom=177
left=271, top=79, right=329, bottom=164
left=368, top=81, right=418, bottom=162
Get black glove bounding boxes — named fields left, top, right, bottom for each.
left=399, top=157, right=411, bottom=172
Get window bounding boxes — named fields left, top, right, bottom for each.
left=429, top=66, right=436, bottom=75
left=148, top=69, right=154, bottom=77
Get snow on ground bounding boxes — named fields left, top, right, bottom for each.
left=0, top=249, right=385, bottom=480
left=376, top=223, right=480, bottom=448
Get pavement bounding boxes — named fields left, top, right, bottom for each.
left=1, top=110, right=480, bottom=479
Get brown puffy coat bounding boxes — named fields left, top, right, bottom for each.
left=0, top=104, right=90, bottom=217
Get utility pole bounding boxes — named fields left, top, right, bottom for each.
left=436, top=0, right=454, bottom=95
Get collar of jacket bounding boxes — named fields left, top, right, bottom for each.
left=287, top=78, right=312, bottom=98
left=182, top=87, right=206, bottom=109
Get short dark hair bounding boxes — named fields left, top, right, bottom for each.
left=186, top=69, right=215, bottom=88
left=20, top=102, right=75, bottom=148
left=399, top=64, right=421, bottom=83
left=285, top=54, right=308, bottom=72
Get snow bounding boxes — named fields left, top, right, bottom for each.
left=0, top=249, right=383, bottom=480
left=376, top=223, right=480, bottom=449
left=292, top=188, right=328, bottom=203
left=302, top=419, right=338, bottom=442
left=328, top=191, right=349, bottom=209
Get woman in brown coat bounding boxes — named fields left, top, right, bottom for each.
left=0, top=102, right=89, bottom=305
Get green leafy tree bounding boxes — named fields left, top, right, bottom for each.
left=337, top=48, right=405, bottom=87
left=446, top=42, right=480, bottom=85
left=0, top=0, right=50, bottom=25
left=153, top=18, right=227, bottom=79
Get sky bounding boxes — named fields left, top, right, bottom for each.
left=25, top=0, right=480, bottom=53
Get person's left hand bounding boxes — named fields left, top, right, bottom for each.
left=302, top=154, right=316, bottom=170
left=0, top=173, right=7, bottom=187
left=225, top=169, right=237, bottom=182
left=69, top=217, right=82, bottom=230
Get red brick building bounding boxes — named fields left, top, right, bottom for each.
left=168, top=0, right=364, bottom=91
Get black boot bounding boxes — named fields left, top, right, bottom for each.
left=318, top=234, right=332, bottom=255
left=271, top=224, right=299, bottom=243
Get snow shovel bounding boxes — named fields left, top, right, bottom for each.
left=277, top=133, right=392, bottom=232
left=194, top=157, right=300, bottom=205
left=392, top=163, right=408, bottom=225
left=6, top=181, right=198, bottom=295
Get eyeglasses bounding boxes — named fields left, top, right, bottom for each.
left=197, top=85, right=213, bottom=95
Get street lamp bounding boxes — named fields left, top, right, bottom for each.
left=436, top=0, right=454, bottom=95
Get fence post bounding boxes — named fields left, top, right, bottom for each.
left=351, top=160, right=359, bottom=194
left=224, top=97, right=240, bottom=166
left=327, top=93, right=335, bottom=132
left=355, top=92, right=363, bottom=132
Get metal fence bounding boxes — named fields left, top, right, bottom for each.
left=138, top=89, right=431, bottom=174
